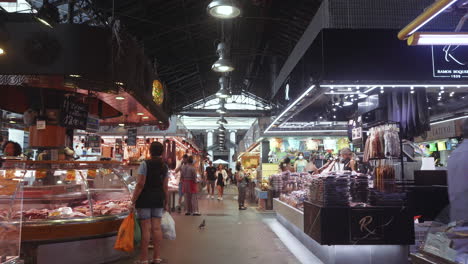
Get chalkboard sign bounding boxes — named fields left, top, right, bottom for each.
left=61, top=96, right=88, bottom=130
left=127, top=128, right=137, bottom=146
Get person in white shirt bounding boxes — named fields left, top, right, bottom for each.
left=216, top=164, right=228, bottom=201
left=447, top=119, right=468, bottom=222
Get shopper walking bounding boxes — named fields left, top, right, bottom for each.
left=236, top=162, right=247, bottom=210
left=182, top=156, right=200, bottom=216
left=174, top=154, right=188, bottom=213
left=131, top=142, right=169, bottom=264
left=216, top=164, right=228, bottom=200
left=227, top=168, right=234, bottom=185
left=448, top=119, right=468, bottom=222
left=204, top=161, right=216, bottom=199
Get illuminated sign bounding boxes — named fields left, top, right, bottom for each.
left=152, top=80, right=164, bottom=105
left=432, top=45, right=468, bottom=79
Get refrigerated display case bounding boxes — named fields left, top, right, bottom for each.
left=0, top=160, right=134, bottom=264
left=0, top=164, right=23, bottom=264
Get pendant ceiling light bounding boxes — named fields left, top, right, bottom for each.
left=216, top=106, right=227, bottom=114
left=36, top=0, right=60, bottom=28
left=217, top=116, right=228, bottom=125
left=218, top=125, right=226, bottom=131
left=212, top=43, right=234, bottom=73
left=216, top=98, right=228, bottom=114
left=207, top=0, right=241, bottom=19
left=216, top=76, right=230, bottom=98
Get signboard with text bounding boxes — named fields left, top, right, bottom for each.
left=127, top=128, right=137, bottom=146
left=415, top=121, right=456, bottom=143
left=60, top=96, right=88, bottom=130
left=432, top=46, right=468, bottom=79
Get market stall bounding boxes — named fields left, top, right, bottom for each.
left=0, top=160, right=134, bottom=264
left=272, top=169, right=413, bottom=264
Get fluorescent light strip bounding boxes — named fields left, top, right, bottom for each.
left=264, top=85, right=315, bottom=133
left=409, top=32, right=468, bottom=45
left=265, top=130, right=348, bottom=134
left=321, top=84, right=465, bottom=88
left=430, top=116, right=468, bottom=125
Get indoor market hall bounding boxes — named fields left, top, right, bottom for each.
left=0, top=0, right=467, bottom=264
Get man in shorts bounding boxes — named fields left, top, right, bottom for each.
left=204, top=161, right=217, bottom=199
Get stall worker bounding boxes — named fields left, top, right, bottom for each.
left=339, top=148, right=357, bottom=172
left=2, top=141, right=22, bottom=157
left=448, top=119, right=468, bottom=222
left=305, top=155, right=319, bottom=174
left=294, top=152, right=308, bottom=173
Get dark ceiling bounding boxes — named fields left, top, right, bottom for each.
left=87, top=0, right=321, bottom=113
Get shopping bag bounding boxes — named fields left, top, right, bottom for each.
left=134, top=215, right=141, bottom=246
left=114, top=212, right=135, bottom=252
left=161, top=212, right=176, bottom=240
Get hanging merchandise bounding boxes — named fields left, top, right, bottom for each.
left=306, top=139, right=319, bottom=151
left=323, top=139, right=337, bottom=151
left=386, top=88, right=430, bottom=139
left=363, top=124, right=401, bottom=163
left=337, top=138, right=350, bottom=151
left=374, top=162, right=396, bottom=192
left=437, top=141, right=447, bottom=151
left=429, top=142, right=438, bottom=152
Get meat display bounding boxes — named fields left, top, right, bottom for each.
left=0, top=198, right=131, bottom=221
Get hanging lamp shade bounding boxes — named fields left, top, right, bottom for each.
left=212, top=58, right=234, bottom=73
left=207, top=0, right=241, bottom=19
left=217, top=116, right=228, bottom=125
left=212, top=43, right=234, bottom=73
left=218, top=125, right=226, bottom=131
left=216, top=102, right=227, bottom=114
left=216, top=76, right=230, bottom=98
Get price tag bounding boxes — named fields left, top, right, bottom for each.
left=37, top=120, right=46, bottom=130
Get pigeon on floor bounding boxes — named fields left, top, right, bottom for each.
left=198, top=219, right=206, bottom=230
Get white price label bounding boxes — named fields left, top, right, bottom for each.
left=36, top=120, right=46, bottom=130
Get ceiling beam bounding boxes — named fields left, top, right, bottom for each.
left=179, top=109, right=270, bottom=117
left=270, top=0, right=329, bottom=99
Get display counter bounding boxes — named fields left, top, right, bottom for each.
left=0, top=160, right=134, bottom=264
left=272, top=171, right=414, bottom=264
left=304, top=201, right=414, bottom=245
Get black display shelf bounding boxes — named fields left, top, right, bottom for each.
left=304, top=201, right=415, bottom=245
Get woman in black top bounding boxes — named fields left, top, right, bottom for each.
left=216, top=164, right=227, bottom=201
left=131, top=142, right=169, bottom=264
left=340, top=148, right=356, bottom=172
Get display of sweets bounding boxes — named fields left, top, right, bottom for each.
left=368, top=189, right=407, bottom=206
left=279, top=189, right=309, bottom=211
left=282, top=172, right=315, bottom=194
left=350, top=175, right=370, bottom=203
left=309, top=174, right=351, bottom=206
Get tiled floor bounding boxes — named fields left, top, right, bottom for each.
left=115, top=185, right=301, bottom=264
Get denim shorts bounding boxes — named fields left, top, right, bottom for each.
left=178, top=182, right=184, bottom=197
left=137, top=208, right=164, bottom=220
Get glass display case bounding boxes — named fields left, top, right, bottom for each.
left=0, top=160, right=133, bottom=243
left=0, top=164, right=23, bottom=264
left=412, top=220, right=468, bottom=264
